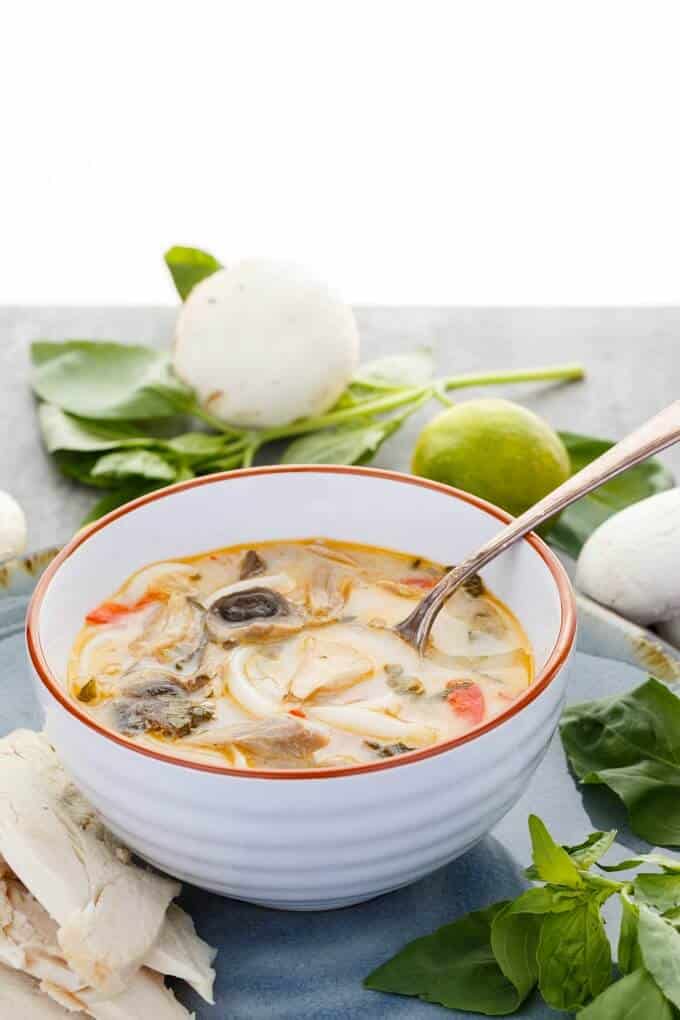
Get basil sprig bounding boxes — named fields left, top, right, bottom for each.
left=365, top=813, right=680, bottom=1017
left=31, top=250, right=587, bottom=526
left=34, top=245, right=677, bottom=534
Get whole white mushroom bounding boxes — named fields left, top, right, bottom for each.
left=173, top=259, right=360, bottom=428
left=656, top=615, right=680, bottom=647
left=576, top=487, right=680, bottom=626
left=0, top=491, right=27, bottom=561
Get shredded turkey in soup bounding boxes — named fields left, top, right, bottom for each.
left=67, top=539, right=533, bottom=770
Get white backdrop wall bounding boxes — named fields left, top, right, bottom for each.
left=2, top=0, right=679, bottom=305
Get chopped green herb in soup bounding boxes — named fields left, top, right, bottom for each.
left=68, top=539, right=533, bottom=770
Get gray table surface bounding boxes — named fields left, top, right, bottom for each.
left=2, top=306, right=679, bottom=551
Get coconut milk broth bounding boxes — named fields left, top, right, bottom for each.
left=67, top=539, right=533, bottom=769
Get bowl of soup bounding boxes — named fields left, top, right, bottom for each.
left=27, top=466, right=576, bottom=909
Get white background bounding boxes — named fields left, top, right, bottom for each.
left=2, top=0, right=680, bottom=305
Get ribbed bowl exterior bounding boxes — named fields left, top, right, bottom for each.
left=34, top=653, right=571, bottom=909
left=27, top=466, right=576, bottom=909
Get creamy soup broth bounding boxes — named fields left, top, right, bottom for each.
left=67, top=539, right=533, bottom=769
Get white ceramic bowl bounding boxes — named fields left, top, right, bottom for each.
left=27, top=466, right=576, bottom=910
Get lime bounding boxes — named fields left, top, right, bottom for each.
left=411, top=398, right=571, bottom=525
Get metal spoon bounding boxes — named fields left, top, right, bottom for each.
left=395, top=401, right=680, bottom=654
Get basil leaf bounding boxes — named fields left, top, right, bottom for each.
left=193, top=454, right=247, bottom=473
left=282, top=419, right=401, bottom=466
left=526, top=829, right=617, bottom=879
left=364, top=902, right=528, bottom=1015
left=489, top=902, right=542, bottom=1002
left=164, top=432, right=247, bottom=470
left=164, top=245, right=222, bottom=299
left=31, top=343, right=73, bottom=366
left=165, top=433, right=230, bottom=458
left=600, top=762, right=680, bottom=846
left=549, top=431, right=674, bottom=558
left=54, top=452, right=119, bottom=488
left=634, top=874, right=680, bottom=915
left=582, top=873, right=624, bottom=904
left=81, top=483, right=161, bottom=525
left=528, top=814, right=583, bottom=887
left=354, top=350, right=434, bottom=388
left=619, top=894, right=643, bottom=974
left=564, top=830, right=618, bottom=870
left=31, top=341, right=195, bottom=420
left=55, top=449, right=178, bottom=489
left=577, top=968, right=675, bottom=1020
left=537, top=900, right=612, bottom=1011
left=600, top=853, right=680, bottom=873
left=38, top=404, right=155, bottom=454
left=90, top=450, right=178, bottom=484
left=638, top=904, right=680, bottom=1008
left=561, top=679, right=680, bottom=846
left=503, top=885, right=586, bottom=915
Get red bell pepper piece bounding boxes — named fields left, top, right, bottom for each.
left=85, top=593, right=160, bottom=625
left=398, top=576, right=438, bottom=590
left=446, top=682, right=485, bottom=725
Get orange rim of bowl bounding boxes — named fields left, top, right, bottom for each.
left=26, top=465, right=577, bottom=781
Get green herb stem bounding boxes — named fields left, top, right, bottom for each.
left=190, top=363, right=585, bottom=446
left=386, top=389, right=433, bottom=424
left=431, top=383, right=455, bottom=408
left=441, top=362, right=585, bottom=392
left=240, top=441, right=260, bottom=468
left=220, top=436, right=257, bottom=455
left=198, top=453, right=247, bottom=472
left=258, top=386, right=432, bottom=443
left=211, top=363, right=586, bottom=445
left=190, top=403, right=246, bottom=438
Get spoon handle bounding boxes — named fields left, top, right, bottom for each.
left=396, top=401, right=680, bottom=653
